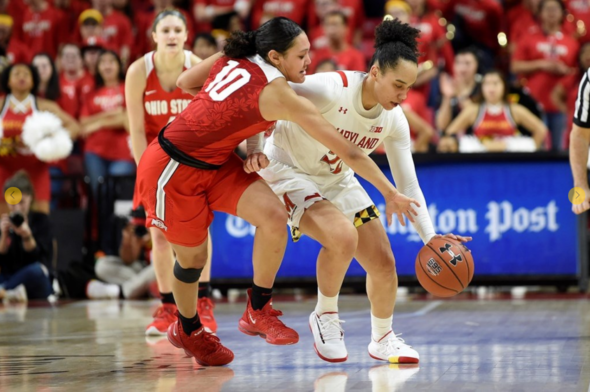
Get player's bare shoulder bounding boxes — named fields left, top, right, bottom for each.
left=126, top=57, right=147, bottom=80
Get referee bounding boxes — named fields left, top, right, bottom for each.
left=571, top=68, right=590, bottom=214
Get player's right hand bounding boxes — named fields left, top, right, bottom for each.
left=244, top=152, right=270, bottom=173
left=385, top=191, right=420, bottom=227
left=572, top=188, right=590, bottom=215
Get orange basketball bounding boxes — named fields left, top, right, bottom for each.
left=415, top=237, right=474, bottom=297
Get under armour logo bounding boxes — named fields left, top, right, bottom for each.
left=439, top=243, right=463, bottom=266
left=338, top=107, right=348, bottom=114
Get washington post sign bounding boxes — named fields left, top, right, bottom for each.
left=209, top=159, right=581, bottom=280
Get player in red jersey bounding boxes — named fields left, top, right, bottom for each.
left=0, top=64, right=79, bottom=215
left=126, top=10, right=219, bottom=337
left=136, top=17, right=418, bottom=366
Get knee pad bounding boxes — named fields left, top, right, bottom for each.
left=173, top=260, right=202, bottom=283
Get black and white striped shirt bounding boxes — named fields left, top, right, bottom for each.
left=574, top=68, right=590, bottom=128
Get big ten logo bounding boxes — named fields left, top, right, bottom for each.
left=225, top=215, right=256, bottom=238
left=485, top=200, right=558, bottom=242
left=144, top=99, right=191, bottom=116
left=376, top=203, right=478, bottom=242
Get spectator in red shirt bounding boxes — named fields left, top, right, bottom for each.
left=450, top=0, right=503, bottom=68
left=512, top=0, right=579, bottom=151
left=310, top=10, right=365, bottom=73
left=401, top=0, right=453, bottom=97
left=250, top=0, right=310, bottom=29
left=509, top=0, right=576, bottom=48
left=0, top=15, right=32, bottom=65
left=13, top=0, right=67, bottom=59
left=80, top=50, right=134, bottom=197
left=552, top=42, right=590, bottom=148
left=53, top=0, right=90, bottom=37
left=58, top=44, right=95, bottom=117
left=192, top=0, right=249, bottom=34
left=81, top=37, right=108, bottom=77
left=91, top=0, right=133, bottom=67
left=308, top=0, right=364, bottom=46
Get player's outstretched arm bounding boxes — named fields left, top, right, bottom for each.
left=570, top=123, right=590, bottom=214
left=177, top=52, right=223, bottom=95
left=259, top=79, right=419, bottom=226
left=125, top=58, right=148, bottom=165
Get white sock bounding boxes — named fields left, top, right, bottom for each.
left=371, top=313, right=393, bottom=341
left=315, top=288, right=338, bottom=315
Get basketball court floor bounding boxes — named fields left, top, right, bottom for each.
left=1, top=292, right=590, bottom=392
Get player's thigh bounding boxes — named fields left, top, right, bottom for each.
left=207, top=153, right=286, bottom=228
left=235, top=180, right=288, bottom=229
left=355, top=218, right=397, bottom=277
left=140, top=152, right=213, bottom=248
left=299, top=200, right=358, bottom=250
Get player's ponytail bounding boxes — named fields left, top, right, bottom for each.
left=224, top=30, right=258, bottom=58
left=224, top=17, right=303, bottom=60
left=370, top=16, right=421, bottom=72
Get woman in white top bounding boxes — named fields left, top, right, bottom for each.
left=247, top=17, right=472, bottom=364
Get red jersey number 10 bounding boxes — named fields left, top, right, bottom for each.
left=205, top=60, right=252, bottom=101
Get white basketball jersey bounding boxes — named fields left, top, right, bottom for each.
left=266, top=71, right=409, bottom=177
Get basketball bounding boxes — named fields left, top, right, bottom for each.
left=415, top=237, right=474, bottom=297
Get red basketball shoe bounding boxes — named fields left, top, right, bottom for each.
left=146, top=303, right=177, bottom=336
left=197, top=297, right=218, bottom=333
left=238, top=289, right=299, bottom=345
left=167, top=319, right=234, bottom=366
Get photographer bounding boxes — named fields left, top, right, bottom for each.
left=94, top=207, right=155, bottom=299
left=0, top=171, right=53, bottom=301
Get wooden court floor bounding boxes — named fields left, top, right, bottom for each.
left=1, top=293, right=590, bottom=392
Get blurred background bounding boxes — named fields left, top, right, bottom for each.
left=0, top=0, right=587, bottom=302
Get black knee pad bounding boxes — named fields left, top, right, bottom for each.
left=173, top=260, right=202, bottom=283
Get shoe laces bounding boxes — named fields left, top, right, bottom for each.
left=318, top=314, right=345, bottom=341
left=153, top=305, right=175, bottom=320
left=198, top=297, right=215, bottom=313
left=259, top=307, right=287, bottom=328
left=384, top=332, right=411, bottom=353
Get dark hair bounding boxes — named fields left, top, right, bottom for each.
left=32, top=52, right=61, bottom=101
left=94, top=50, right=125, bottom=89
left=474, top=70, right=509, bottom=104
left=369, top=18, right=420, bottom=72
left=193, top=32, right=216, bottom=48
left=211, top=11, right=239, bottom=31
left=3, top=170, right=35, bottom=200
left=0, top=63, right=40, bottom=95
left=152, top=9, right=187, bottom=32
left=323, top=10, right=348, bottom=25
left=224, top=17, right=304, bottom=60
left=315, top=58, right=338, bottom=72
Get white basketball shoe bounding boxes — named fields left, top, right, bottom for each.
left=368, top=331, right=419, bottom=363
left=309, top=311, right=347, bottom=362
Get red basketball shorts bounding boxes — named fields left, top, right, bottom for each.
left=136, top=143, right=260, bottom=247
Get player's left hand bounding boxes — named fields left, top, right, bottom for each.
left=434, top=233, right=472, bottom=243
left=244, top=152, right=270, bottom=173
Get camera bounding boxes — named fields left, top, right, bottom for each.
left=9, top=211, right=24, bottom=228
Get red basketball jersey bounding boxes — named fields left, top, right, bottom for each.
left=164, top=55, right=283, bottom=165
left=472, top=104, right=518, bottom=139
left=143, top=50, right=194, bottom=144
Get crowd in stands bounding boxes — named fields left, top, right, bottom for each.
left=0, top=0, right=585, bottom=300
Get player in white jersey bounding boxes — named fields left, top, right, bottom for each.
left=246, top=17, right=472, bottom=363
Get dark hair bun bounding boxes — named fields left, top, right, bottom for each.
left=374, top=18, right=420, bottom=53
left=224, top=30, right=258, bottom=58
